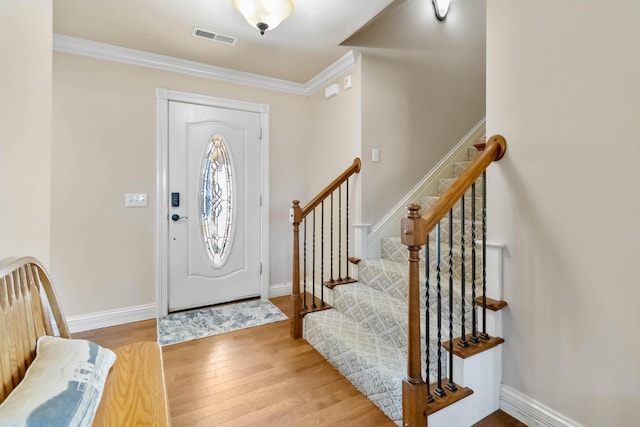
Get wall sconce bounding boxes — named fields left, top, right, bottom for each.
left=432, top=0, right=449, bottom=21
left=231, top=0, right=294, bottom=35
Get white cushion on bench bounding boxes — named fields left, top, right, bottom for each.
left=0, top=336, right=116, bottom=427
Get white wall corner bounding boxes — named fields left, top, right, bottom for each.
left=353, top=223, right=371, bottom=260
left=485, top=241, right=506, bottom=300
left=500, top=385, right=586, bottom=427
left=304, top=50, right=360, bottom=95
left=66, top=304, right=157, bottom=333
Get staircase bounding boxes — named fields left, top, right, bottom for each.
left=290, top=134, right=508, bottom=426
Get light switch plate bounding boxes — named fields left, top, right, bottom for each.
left=372, top=148, right=380, bottom=162
left=125, top=193, right=148, bottom=207
left=344, top=75, right=352, bottom=90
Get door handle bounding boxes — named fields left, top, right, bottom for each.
left=171, top=214, right=188, bottom=222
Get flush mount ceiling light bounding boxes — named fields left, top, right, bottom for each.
left=231, top=0, right=294, bottom=35
left=432, top=0, right=450, bottom=21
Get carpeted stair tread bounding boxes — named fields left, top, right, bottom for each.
left=332, top=282, right=473, bottom=354
left=332, top=283, right=408, bottom=349
left=453, top=161, right=472, bottom=177
left=421, top=195, right=484, bottom=218
left=358, top=257, right=478, bottom=306
left=379, top=236, right=484, bottom=278
left=468, top=146, right=481, bottom=160
left=439, top=177, right=484, bottom=196
left=304, top=309, right=405, bottom=425
left=357, top=258, right=411, bottom=300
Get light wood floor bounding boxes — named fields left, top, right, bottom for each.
left=75, top=296, right=524, bottom=426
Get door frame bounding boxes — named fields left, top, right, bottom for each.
left=155, top=88, right=270, bottom=317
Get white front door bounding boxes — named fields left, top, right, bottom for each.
left=168, top=101, right=262, bottom=312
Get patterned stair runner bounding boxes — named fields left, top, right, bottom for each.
left=304, top=145, right=483, bottom=425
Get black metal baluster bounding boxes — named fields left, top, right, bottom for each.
left=345, top=179, right=351, bottom=280
left=434, top=223, right=445, bottom=398
left=321, top=201, right=325, bottom=306
left=446, top=209, right=457, bottom=392
left=330, top=193, right=335, bottom=284
left=470, top=182, right=479, bottom=344
left=303, top=219, right=308, bottom=310
left=425, top=235, right=434, bottom=403
left=459, top=194, right=468, bottom=348
left=338, top=185, right=343, bottom=281
left=312, top=209, right=317, bottom=309
left=480, top=171, right=489, bottom=340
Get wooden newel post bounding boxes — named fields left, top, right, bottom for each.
left=290, top=200, right=304, bottom=339
left=401, top=204, right=428, bottom=427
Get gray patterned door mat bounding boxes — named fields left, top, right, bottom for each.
left=157, top=299, right=288, bottom=346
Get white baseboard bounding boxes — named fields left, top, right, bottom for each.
left=66, top=304, right=157, bottom=333
left=269, top=282, right=291, bottom=298
left=68, top=284, right=293, bottom=333
left=67, top=283, right=291, bottom=334
left=500, top=385, right=585, bottom=427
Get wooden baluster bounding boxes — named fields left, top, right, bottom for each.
left=401, top=204, right=428, bottom=427
left=290, top=200, right=303, bottom=339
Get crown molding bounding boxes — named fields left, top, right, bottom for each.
left=53, top=33, right=358, bottom=96
left=304, top=50, right=360, bottom=95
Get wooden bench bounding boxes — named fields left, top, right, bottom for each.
left=0, top=257, right=170, bottom=426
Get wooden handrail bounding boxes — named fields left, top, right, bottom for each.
left=301, top=157, right=361, bottom=218
left=290, top=157, right=361, bottom=339
left=420, top=135, right=506, bottom=235
left=400, top=134, right=506, bottom=427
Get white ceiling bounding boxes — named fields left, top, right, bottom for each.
left=53, top=0, right=405, bottom=83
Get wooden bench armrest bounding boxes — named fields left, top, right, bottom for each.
left=93, top=341, right=170, bottom=426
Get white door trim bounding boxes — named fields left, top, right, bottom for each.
left=156, top=88, right=270, bottom=317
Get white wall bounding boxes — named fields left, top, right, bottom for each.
left=306, top=60, right=362, bottom=212
left=0, top=0, right=52, bottom=265
left=52, top=53, right=309, bottom=316
left=355, top=0, right=487, bottom=225
left=487, top=1, right=640, bottom=425
left=361, top=51, right=485, bottom=224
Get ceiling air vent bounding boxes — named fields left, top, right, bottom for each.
left=192, top=27, right=237, bottom=46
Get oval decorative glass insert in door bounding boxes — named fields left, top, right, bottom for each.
left=200, top=135, right=236, bottom=267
